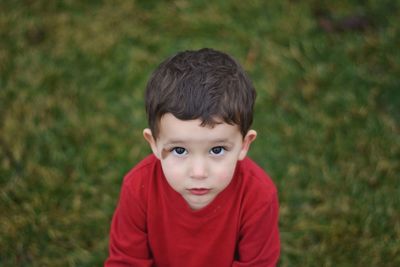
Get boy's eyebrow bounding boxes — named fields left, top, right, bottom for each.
left=162, top=140, right=186, bottom=146
left=211, top=139, right=235, bottom=145
left=163, top=138, right=235, bottom=146
left=165, top=139, right=185, bottom=145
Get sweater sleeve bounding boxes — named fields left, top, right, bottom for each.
left=104, top=178, right=154, bottom=267
left=232, top=191, right=280, bottom=267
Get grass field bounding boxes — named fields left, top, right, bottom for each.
left=1, top=0, right=399, bottom=266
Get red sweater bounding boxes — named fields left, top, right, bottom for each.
left=105, top=155, right=280, bottom=267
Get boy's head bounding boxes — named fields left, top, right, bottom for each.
left=142, top=48, right=258, bottom=210
left=144, top=48, right=256, bottom=139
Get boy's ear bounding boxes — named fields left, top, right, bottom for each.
left=238, top=130, right=257, bottom=160
left=143, top=128, right=160, bottom=159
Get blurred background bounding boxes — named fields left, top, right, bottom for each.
left=1, top=0, right=399, bottom=266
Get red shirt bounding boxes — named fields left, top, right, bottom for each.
left=105, top=155, right=280, bottom=267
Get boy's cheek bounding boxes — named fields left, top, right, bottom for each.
left=211, top=163, right=236, bottom=183
left=161, top=160, right=185, bottom=180
left=217, top=169, right=236, bottom=184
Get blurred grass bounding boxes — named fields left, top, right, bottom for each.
left=1, top=0, right=399, bottom=266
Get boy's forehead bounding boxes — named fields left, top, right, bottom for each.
left=157, top=113, right=241, bottom=141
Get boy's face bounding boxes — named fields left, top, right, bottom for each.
left=144, top=113, right=256, bottom=210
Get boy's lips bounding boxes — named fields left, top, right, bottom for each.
left=188, top=188, right=210, bottom=195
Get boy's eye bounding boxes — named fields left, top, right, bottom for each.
left=171, top=147, right=188, bottom=156
left=210, top=146, right=225, bottom=156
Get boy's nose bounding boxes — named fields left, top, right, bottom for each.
left=190, top=158, right=208, bottom=179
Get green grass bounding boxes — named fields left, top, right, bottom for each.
left=1, top=0, right=399, bottom=266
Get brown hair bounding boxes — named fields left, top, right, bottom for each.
left=145, top=48, right=256, bottom=138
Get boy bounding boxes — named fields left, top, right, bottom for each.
left=105, top=48, right=280, bottom=266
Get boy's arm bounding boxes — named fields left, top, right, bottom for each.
left=105, top=180, right=154, bottom=267
left=232, top=192, right=280, bottom=267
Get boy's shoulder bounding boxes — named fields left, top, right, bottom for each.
left=121, top=154, right=159, bottom=195
left=237, top=157, right=278, bottom=205
left=128, top=154, right=158, bottom=173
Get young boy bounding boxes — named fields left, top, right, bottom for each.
left=105, top=48, right=280, bottom=266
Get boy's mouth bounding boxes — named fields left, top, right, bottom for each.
left=188, top=188, right=210, bottom=195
